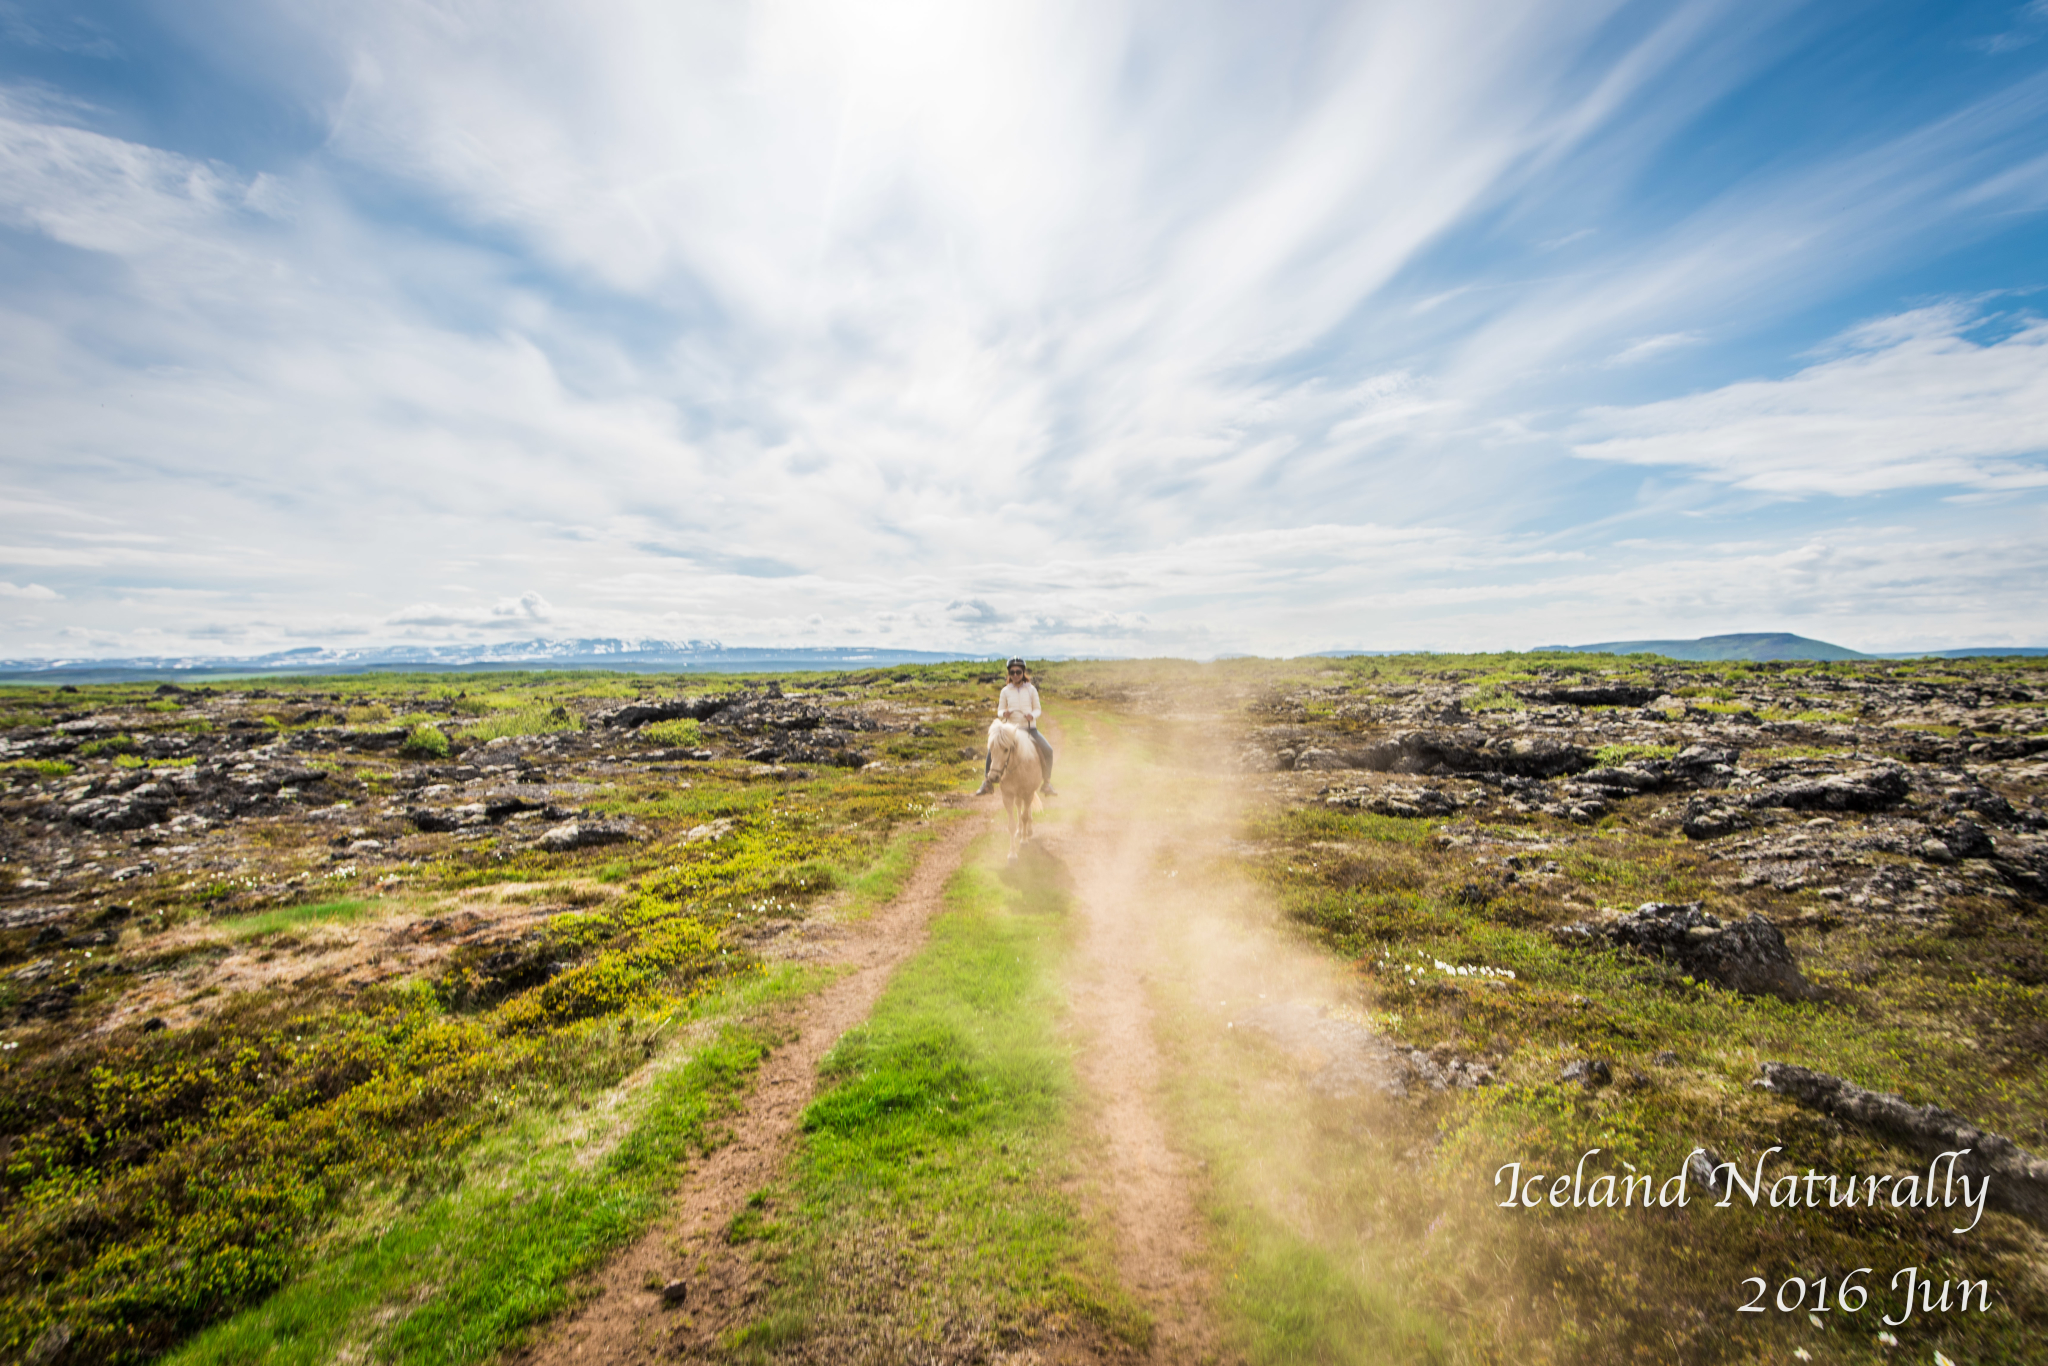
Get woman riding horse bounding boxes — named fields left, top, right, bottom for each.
left=974, top=658, right=1057, bottom=797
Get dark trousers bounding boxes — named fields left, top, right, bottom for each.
left=985, top=726, right=1054, bottom=784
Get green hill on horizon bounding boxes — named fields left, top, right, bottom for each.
left=1532, top=631, right=2047, bottom=661
left=1535, top=631, right=1867, bottom=661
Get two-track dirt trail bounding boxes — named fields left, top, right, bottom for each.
left=512, top=814, right=985, bottom=1365
left=1052, top=718, right=1233, bottom=1364
left=517, top=704, right=1337, bottom=1365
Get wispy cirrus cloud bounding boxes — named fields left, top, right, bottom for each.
left=1571, top=306, right=2048, bottom=494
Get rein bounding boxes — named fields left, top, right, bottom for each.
left=987, top=726, right=1020, bottom=788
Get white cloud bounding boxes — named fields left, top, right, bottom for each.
left=1607, top=332, right=1703, bottom=367
left=386, top=591, right=554, bottom=631
left=0, top=581, right=58, bottom=600
left=1570, top=308, right=2048, bottom=494
left=0, top=5, right=2044, bottom=659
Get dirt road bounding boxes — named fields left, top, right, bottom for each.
left=513, top=814, right=984, bottom=1365
left=517, top=707, right=1331, bottom=1365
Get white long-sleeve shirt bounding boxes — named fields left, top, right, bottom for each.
left=997, top=681, right=1041, bottom=727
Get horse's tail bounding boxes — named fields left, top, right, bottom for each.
left=1030, top=790, right=1043, bottom=813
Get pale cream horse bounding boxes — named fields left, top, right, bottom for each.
left=984, top=720, right=1044, bottom=861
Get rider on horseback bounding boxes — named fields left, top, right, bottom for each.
left=974, top=658, right=1057, bottom=797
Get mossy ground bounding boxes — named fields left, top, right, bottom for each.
left=1154, top=652, right=2048, bottom=1365
left=0, top=665, right=998, bottom=1362
left=2, top=655, right=2042, bottom=1363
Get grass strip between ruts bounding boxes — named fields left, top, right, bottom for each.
left=721, top=837, right=1148, bottom=1362
left=164, top=967, right=815, bottom=1365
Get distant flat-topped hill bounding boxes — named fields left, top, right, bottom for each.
left=1535, top=632, right=1865, bottom=661
left=1532, top=632, right=2048, bottom=661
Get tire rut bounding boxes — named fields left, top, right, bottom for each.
left=1054, top=743, right=1230, bottom=1365
left=508, top=812, right=982, bottom=1365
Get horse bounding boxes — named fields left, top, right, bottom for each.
left=984, top=720, right=1044, bottom=861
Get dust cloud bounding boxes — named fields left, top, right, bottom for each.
left=1037, top=682, right=1497, bottom=1364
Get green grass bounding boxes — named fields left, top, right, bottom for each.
left=725, top=842, right=1146, bottom=1360
left=463, top=703, right=582, bottom=741
left=1746, top=744, right=1851, bottom=762
left=216, top=898, right=378, bottom=939
left=0, top=758, right=71, bottom=777
left=640, top=716, right=703, bottom=747
left=399, top=724, right=450, bottom=758
left=1238, top=758, right=2048, bottom=1363
left=166, top=971, right=811, bottom=1366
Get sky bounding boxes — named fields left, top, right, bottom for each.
left=2, top=0, right=2046, bottom=661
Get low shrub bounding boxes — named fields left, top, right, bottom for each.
left=640, top=717, right=703, bottom=747
left=401, top=725, right=452, bottom=759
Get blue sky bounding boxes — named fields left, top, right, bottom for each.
left=2, top=0, right=2045, bottom=659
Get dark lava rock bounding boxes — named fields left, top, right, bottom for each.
left=1940, top=818, right=1996, bottom=859
left=1756, top=1062, right=2048, bottom=1231
left=64, top=792, right=172, bottom=832
left=596, top=695, right=734, bottom=728
left=1940, top=782, right=2017, bottom=823
left=1585, top=901, right=1816, bottom=1001
left=1746, top=766, right=1908, bottom=814
left=1681, top=799, right=1749, bottom=840
left=484, top=796, right=546, bottom=822
left=536, top=819, right=638, bottom=852
left=1671, top=744, right=1741, bottom=781
left=1517, top=685, right=1660, bottom=707
left=1560, top=1057, right=1613, bottom=1088
left=1576, top=765, right=1666, bottom=792
left=0, top=905, right=78, bottom=932
left=1324, top=728, right=1591, bottom=778
left=19, top=982, right=82, bottom=1020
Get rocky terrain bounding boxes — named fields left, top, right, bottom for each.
left=0, top=676, right=971, bottom=1037
left=2, top=656, right=2044, bottom=1364
left=1242, top=661, right=2048, bottom=929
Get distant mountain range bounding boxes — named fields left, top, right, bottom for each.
left=1532, top=632, right=2048, bottom=661
left=5, top=632, right=2043, bottom=683
left=0, top=638, right=989, bottom=684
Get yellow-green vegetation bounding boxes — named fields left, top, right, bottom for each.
left=398, top=723, right=452, bottom=758
left=1763, top=706, right=1857, bottom=724
left=0, top=666, right=991, bottom=1363
left=166, top=978, right=801, bottom=1366
left=74, top=734, right=136, bottom=757
left=0, top=759, right=70, bottom=778
left=462, top=702, right=582, bottom=741
left=1465, top=682, right=1522, bottom=712
left=640, top=716, right=704, bottom=747
left=1238, top=797, right=2045, bottom=1362
left=1746, top=744, right=1851, bottom=762
left=724, top=843, right=1146, bottom=1361
left=215, top=897, right=379, bottom=940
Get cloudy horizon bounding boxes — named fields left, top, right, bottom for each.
left=4, top=0, right=2046, bottom=660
